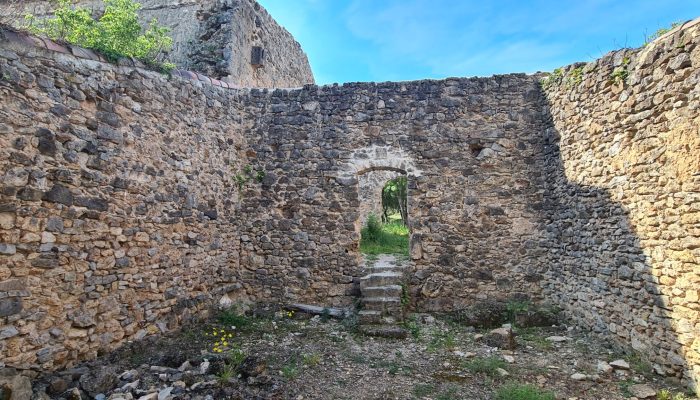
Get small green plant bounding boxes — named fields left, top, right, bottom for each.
left=215, top=347, right=245, bottom=385
left=645, top=21, right=683, bottom=45
left=463, top=356, right=508, bottom=377
left=495, top=383, right=556, bottom=400
left=218, top=307, right=251, bottom=330
left=657, top=389, right=693, bottom=400
left=413, top=383, right=436, bottom=398
left=619, top=378, right=635, bottom=397
left=401, top=315, right=421, bottom=339
left=540, top=68, right=564, bottom=89
left=232, top=165, right=265, bottom=192
left=516, top=327, right=552, bottom=351
left=610, top=56, right=631, bottom=85
left=436, top=385, right=460, bottom=400
left=281, top=360, right=299, bottom=379
left=24, top=0, right=174, bottom=72
left=427, top=329, right=456, bottom=352
left=302, top=352, right=321, bottom=367
left=255, top=170, right=266, bottom=182
left=505, top=300, right=530, bottom=323
left=401, top=283, right=410, bottom=307
left=566, top=66, right=584, bottom=87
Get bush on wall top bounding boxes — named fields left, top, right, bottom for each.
left=24, top=0, right=175, bottom=73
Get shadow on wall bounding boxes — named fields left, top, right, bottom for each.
left=541, top=119, right=693, bottom=387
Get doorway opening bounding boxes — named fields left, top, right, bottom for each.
left=359, top=174, right=409, bottom=257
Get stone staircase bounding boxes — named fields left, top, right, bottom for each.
left=357, top=255, right=409, bottom=337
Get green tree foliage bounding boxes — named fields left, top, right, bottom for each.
left=381, top=176, right=407, bottom=226
left=25, top=0, right=175, bottom=72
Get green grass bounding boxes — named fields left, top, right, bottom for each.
left=413, top=383, right=436, bottom=398
left=516, top=327, right=552, bottom=351
left=463, top=356, right=508, bottom=377
left=401, top=315, right=422, bottom=339
left=495, top=383, right=556, bottom=400
left=217, top=307, right=252, bottom=330
left=427, top=329, right=456, bottom=352
left=360, top=215, right=409, bottom=255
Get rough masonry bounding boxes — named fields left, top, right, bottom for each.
left=541, top=21, right=700, bottom=386
left=0, top=12, right=698, bottom=390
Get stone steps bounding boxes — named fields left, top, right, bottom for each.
left=361, top=284, right=402, bottom=298
left=360, top=272, right=403, bottom=289
left=358, top=255, right=408, bottom=334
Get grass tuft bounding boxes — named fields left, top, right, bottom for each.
left=463, top=356, right=508, bottom=377
left=495, top=383, right=556, bottom=400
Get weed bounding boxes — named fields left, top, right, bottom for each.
left=215, top=346, right=246, bottom=385
left=216, top=362, right=236, bottom=385
left=644, top=21, right=683, bottom=45
left=413, top=383, right=436, bottom=398
left=540, top=68, right=564, bottom=89
left=302, top=352, right=321, bottom=367
left=495, top=383, right=556, bottom=400
left=401, top=315, right=421, bottom=339
left=619, top=379, right=635, bottom=397
left=505, top=300, right=530, bottom=323
left=463, top=356, right=508, bottom=378
left=427, top=329, right=456, bottom=352
left=516, top=327, right=552, bottom=351
left=610, top=56, right=630, bottom=85
left=608, top=350, right=653, bottom=377
left=388, top=362, right=400, bottom=375
left=566, top=66, right=584, bottom=87
left=281, top=356, right=299, bottom=379
left=347, top=352, right=368, bottom=364
left=401, top=283, right=410, bottom=307
left=657, top=389, right=693, bottom=400
left=256, top=170, right=266, bottom=182
left=436, top=385, right=460, bottom=400
left=218, top=307, right=250, bottom=327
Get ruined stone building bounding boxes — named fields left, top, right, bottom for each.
left=0, top=0, right=698, bottom=390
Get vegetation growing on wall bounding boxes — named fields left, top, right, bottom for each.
left=24, top=0, right=175, bottom=72
left=645, top=21, right=683, bottom=45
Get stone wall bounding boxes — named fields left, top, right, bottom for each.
left=0, top=33, right=248, bottom=370
left=1, top=0, right=315, bottom=88
left=236, top=78, right=550, bottom=311
left=541, top=20, right=700, bottom=387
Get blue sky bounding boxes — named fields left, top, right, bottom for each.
left=257, top=0, right=700, bottom=84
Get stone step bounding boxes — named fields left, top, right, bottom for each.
left=358, top=310, right=381, bottom=324
left=358, top=310, right=400, bottom=325
left=361, top=285, right=402, bottom=298
left=362, top=297, right=402, bottom=312
left=360, top=272, right=403, bottom=289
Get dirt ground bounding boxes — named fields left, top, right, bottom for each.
left=32, top=306, right=697, bottom=400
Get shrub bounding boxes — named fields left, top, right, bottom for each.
left=25, top=0, right=174, bottom=72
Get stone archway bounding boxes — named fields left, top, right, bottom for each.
left=338, top=145, right=421, bottom=250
